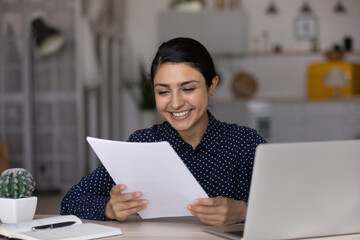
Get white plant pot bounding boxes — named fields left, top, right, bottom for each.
left=0, top=196, right=37, bottom=223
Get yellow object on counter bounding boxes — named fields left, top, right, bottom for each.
left=307, top=61, right=360, bottom=99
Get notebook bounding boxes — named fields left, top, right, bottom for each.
left=0, top=215, right=123, bottom=240
left=204, top=140, right=360, bottom=240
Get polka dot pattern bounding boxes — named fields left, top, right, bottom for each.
left=61, top=111, right=266, bottom=220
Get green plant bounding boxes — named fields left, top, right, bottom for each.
left=139, top=63, right=156, bottom=110
left=0, top=168, right=35, bottom=199
left=124, top=62, right=156, bottom=110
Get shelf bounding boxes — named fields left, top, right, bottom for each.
left=214, top=96, right=360, bottom=104
left=213, top=50, right=360, bottom=59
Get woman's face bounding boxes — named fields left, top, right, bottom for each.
left=153, top=63, right=217, bottom=136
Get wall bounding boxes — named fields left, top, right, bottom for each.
left=243, top=0, right=360, bottom=52
left=219, top=0, right=360, bottom=100
left=121, top=0, right=168, bottom=139
left=121, top=0, right=360, bottom=139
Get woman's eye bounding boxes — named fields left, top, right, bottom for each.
left=157, top=90, right=169, bottom=95
left=183, top=88, right=195, bottom=92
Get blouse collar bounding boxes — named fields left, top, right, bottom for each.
left=160, top=111, right=223, bottom=154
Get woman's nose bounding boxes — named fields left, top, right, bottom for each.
left=170, top=93, right=184, bottom=109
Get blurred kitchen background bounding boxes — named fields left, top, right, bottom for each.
left=0, top=0, right=359, bottom=213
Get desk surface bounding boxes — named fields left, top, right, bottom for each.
left=79, top=215, right=360, bottom=240
left=0, top=215, right=354, bottom=240
left=2, top=215, right=360, bottom=240
left=87, top=215, right=222, bottom=240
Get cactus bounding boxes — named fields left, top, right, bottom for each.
left=0, top=168, right=35, bottom=199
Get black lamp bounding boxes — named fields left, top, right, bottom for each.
left=300, top=0, right=312, bottom=14
left=266, top=0, right=279, bottom=15
left=334, top=0, right=346, bottom=14
left=31, top=18, right=64, bottom=56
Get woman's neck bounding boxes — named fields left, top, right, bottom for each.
left=177, top=114, right=209, bottom=150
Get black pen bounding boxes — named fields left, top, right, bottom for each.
left=31, top=221, right=77, bottom=231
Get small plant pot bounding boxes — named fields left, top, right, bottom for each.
left=0, top=196, right=37, bottom=223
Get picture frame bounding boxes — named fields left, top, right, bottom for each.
left=294, top=14, right=318, bottom=40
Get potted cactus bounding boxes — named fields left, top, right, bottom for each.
left=0, top=168, right=37, bottom=223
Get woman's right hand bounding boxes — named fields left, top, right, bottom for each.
left=105, top=184, right=148, bottom=221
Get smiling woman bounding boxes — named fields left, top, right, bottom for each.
left=153, top=63, right=217, bottom=148
left=61, top=37, right=266, bottom=226
left=150, top=38, right=219, bottom=148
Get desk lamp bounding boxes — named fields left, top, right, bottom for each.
left=31, top=18, right=64, bottom=57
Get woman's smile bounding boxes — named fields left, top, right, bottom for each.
left=171, top=110, right=191, bottom=119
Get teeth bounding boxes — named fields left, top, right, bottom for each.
left=172, top=110, right=189, bottom=117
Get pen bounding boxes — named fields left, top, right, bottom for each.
left=31, top=221, right=77, bottom=231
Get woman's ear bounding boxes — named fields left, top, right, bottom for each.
left=208, top=76, right=219, bottom=96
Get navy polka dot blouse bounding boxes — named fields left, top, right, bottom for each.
left=61, top=111, right=266, bottom=220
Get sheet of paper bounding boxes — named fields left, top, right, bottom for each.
left=87, top=137, right=208, bottom=219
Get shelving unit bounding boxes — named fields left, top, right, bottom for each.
left=213, top=50, right=360, bottom=59
left=0, top=0, right=125, bottom=191
left=0, top=0, right=85, bottom=191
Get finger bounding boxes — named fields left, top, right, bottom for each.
left=117, top=191, right=143, bottom=202
left=191, top=210, right=225, bottom=226
left=195, top=212, right=223, bottom=221
left=114, top=203, right=147, bottom=221
left=194, top=197, right=223, bottom=207
left=110, top=184, right=126, bottom=195
left=192, top=211, right=226, bottom=226
left=113, top=199, right=148, bottom=212
left=188, top=204, right=218, bottom=215
left=122, top=204, right=147, bottom=216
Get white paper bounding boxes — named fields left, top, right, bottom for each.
left=86, top=137, right=208, bottom=219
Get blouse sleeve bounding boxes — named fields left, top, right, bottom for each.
left=60, top=127, right=155, bottom=220
left=242, top=128, right=267, bottom=203
left=60, top=164, right=115, bottom=220
left=61, top=129, right=154, bottom=220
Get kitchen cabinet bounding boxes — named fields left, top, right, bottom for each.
left=212, top=99, right=360, bottom=143
left=270, top=100, right=360, bottom=142
left=158, top=10, right=246, bottom=54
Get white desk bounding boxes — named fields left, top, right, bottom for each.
left=1, top=215, right=358, bottom=240
left=81, top=215, right=360, bottom=240
left=86, top=215, right=221, bottom=240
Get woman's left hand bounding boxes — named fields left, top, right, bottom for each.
left=187, top=197, right=247, bottom=226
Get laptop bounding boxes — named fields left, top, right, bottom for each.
left=204, top=140, right=360, bottom=240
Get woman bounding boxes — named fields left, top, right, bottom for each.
left=61, top=37, right=266, bottom=226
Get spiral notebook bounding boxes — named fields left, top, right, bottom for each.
left=0, top=215, right=122, bottom=240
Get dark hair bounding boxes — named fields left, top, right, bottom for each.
left=150, top=37, right=217, bottom=88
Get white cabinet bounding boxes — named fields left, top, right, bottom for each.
left=213, top=99, right=360, bottom=143
left=270, top=101, right=360, bottom=142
